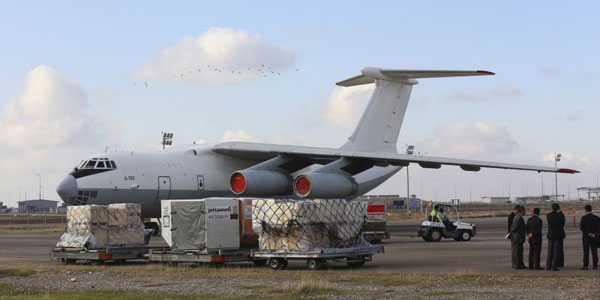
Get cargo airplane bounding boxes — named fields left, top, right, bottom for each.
left=57, top=67, right=579, bottom=225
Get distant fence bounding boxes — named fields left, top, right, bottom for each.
left=0, top=213, right=66, bottom=226
left=360, top=196, right=598, bottom=215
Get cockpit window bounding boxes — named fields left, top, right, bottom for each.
left=84, top=160, right=96, bottom=169
left=75, top=158, right=117, bottom=171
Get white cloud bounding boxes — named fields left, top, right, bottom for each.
left=539, top=67, right=560, bottom=76
left=131, top=27, right=296, bottom=85
left=320, top=85, right=374, bottom=129
left=429, top=121, right=517, bottom=155
left=452, top=84, right=522, bottom=102
left=565, top=110, right=584, bottom=121
left=0, top=66, right=120, bottom=205
left=220, top=129, right=256, bottom=142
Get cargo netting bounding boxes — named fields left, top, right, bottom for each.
left=56, top=203, right=145, bottom=249
left=252, top=199, right=369, bottom=252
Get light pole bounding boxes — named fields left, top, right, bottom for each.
left=596, top=171, right=600, bottom=201
left=554, top=153, right=561, bottom=201
left=406, top=144, right=414, bottom=216
left=36, top=174, right=41, bottom=200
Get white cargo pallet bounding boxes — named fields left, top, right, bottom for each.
left=251, top=245, right=384, bottom=270
left=148, top=248, right=254, bottom=265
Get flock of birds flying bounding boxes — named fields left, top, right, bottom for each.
left=133, top=64, right=300, bottom=88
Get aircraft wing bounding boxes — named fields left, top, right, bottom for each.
left=212, top=142, right=579, bottom=174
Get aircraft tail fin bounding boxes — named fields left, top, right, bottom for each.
left=338, top=67, right=494, bottom=153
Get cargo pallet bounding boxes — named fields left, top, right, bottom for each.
left=51, top=246, right=149, bottom=265
left=251, top=245, right=384, bottom=270
left=148, top=248, right=259, bottom=265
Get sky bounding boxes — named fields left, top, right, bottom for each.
left=1, top=1, right=599, bottom=207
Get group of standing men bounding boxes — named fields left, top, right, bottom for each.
left=508, top=203, right=600, bottom=271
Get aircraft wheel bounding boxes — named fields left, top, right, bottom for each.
left=428, top=229, right=442, bottom=242
left=460, top=230, right=472, bottom=241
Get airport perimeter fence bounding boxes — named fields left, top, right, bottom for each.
left=367, top=196, right=598, bottom=215
left=0, top=213, right=66, bottom=226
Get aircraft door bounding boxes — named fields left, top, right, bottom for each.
left=156, top=176, right=171, bottom=205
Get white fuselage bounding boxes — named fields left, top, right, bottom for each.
left=57, top=144, right=401, bottom=217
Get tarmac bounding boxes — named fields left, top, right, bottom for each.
left=0, top=215, right=596, bottom=275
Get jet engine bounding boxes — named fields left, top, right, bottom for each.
left=229, top=170, right=291, bottom=196
left=293, top=172, right=358, bottom=198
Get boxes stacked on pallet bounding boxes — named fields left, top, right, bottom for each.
left=108, top=203, right=144, bottom=246
left=57, top=205, right=109, bottom=248
left=252, top=199, right=368, bottom=252
left=56, top=203, right=144, bottom=248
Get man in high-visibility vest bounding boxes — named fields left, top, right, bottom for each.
left=430, top=206, right=443, bottom=223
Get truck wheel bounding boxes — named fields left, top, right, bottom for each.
left=428, top=229, right=442, bottom=242
left=460, top=230, right=472, bottom=241
left=269, top=258, right=286, bottom=270
left=306, top=258, right=323, bottom=270
left=422, top=236, right=431, bottom=242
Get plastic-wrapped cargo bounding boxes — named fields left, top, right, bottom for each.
left=252, top=199, right=368, bottom=252
left=56, top=203, right=144, bottom=249
left=108, top=203, right=144, bottom=246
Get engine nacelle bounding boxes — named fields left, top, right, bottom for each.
left=293, top=172, right=358, bottom=198
left=229, top=170, right=291, bottom=196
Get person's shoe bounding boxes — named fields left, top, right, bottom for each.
left=545, top=267, right=552, bottom=271
left=593, top=266, right=598, bottom=270
left=552, top=268, right=560, bottom=271
left=535, top=267, right=544, bottom=270
left=580, top=267, right=588, bottom=270
left=516, top=266, right=526, bottom=270
left=528, top=266, right=534, bottom=270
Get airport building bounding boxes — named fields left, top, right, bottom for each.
left=17, top=199, right=59, bottom=213
left=481, top=196, right=510, bottom=204
left=576, top=187, right=600, bottom=201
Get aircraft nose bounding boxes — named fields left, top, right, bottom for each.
left=56, top=175, right=78, bottom=204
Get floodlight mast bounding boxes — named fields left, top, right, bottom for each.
left=406, top=144, right=414, bottom=216
left=554, top=153, right=561, bottom=201
left=162, top=132, right=173, bottom=150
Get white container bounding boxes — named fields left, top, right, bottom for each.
left=161, top=198, right=240, bottom=251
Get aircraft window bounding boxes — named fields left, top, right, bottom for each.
left=97, top=161, right=105, bottom=168
left=90, top=191, right=98, bottom=198
left=111, top=161, right=117, bottom=169
left=84, top=160, right=96, bottom=169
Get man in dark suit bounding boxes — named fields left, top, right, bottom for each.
left=546, top=203, right=566, bottom=271
left=527, top=207, right=543, bottom=270
left=507, top=205, right=520, bottom=268
left=580, top=205, right=600, bottom=270
left=511, top=206, right=527, bottom=269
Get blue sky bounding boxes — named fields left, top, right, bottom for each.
left=1, top=1, right=599, bottom=206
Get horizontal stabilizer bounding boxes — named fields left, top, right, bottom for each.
left=337, top=67, right=494, bottom=87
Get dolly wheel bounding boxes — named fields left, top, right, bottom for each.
left=347, top=259, right=366, bottom=268
left=306, top=258, right=322, bottom=270
left=269, top=258, right=286, bottom=270
left=253, top=259, right=267, bottom=266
